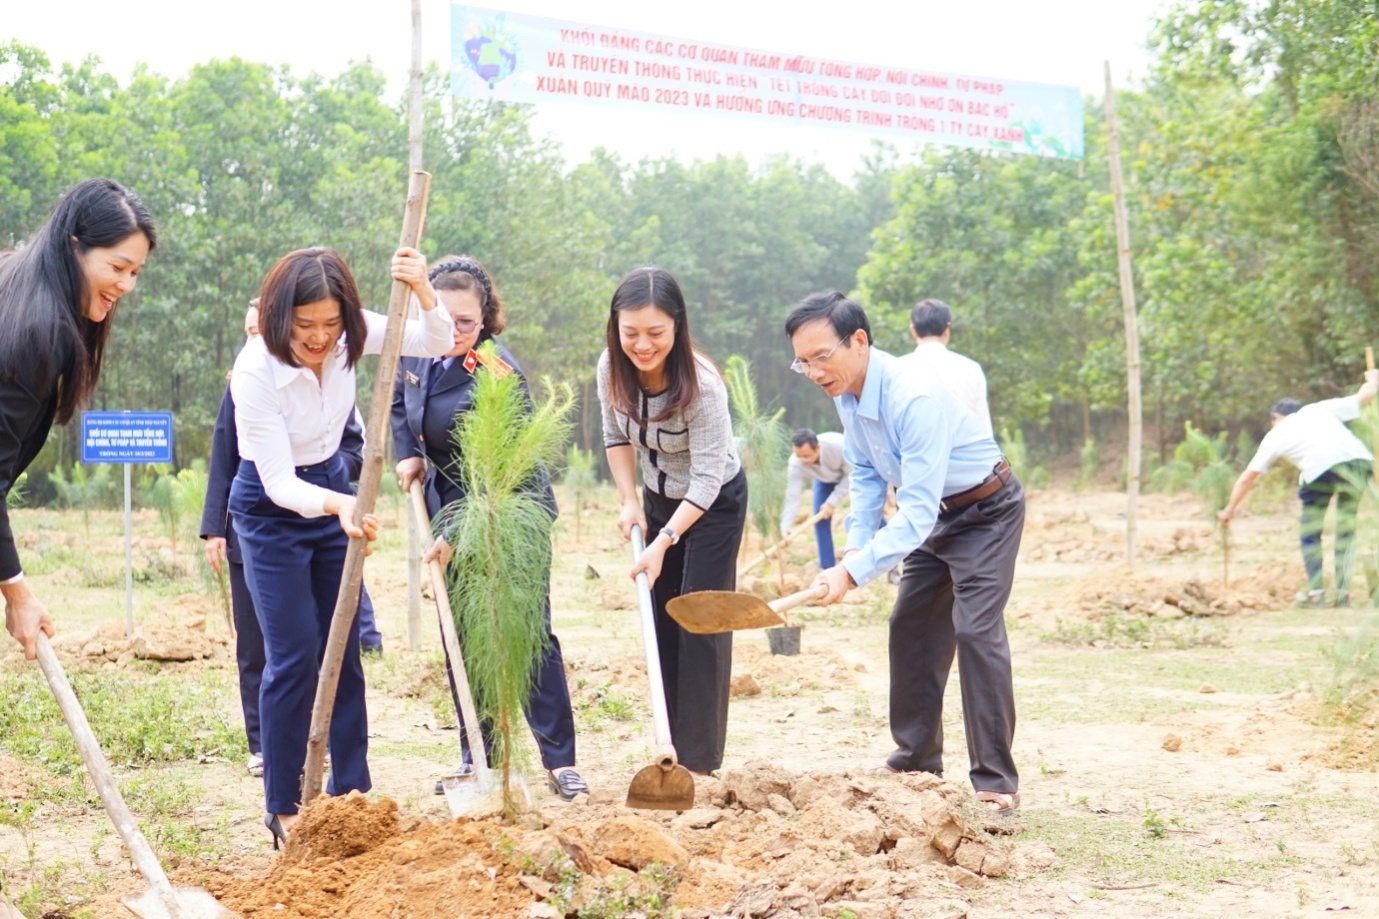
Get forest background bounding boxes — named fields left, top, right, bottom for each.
left=2, top=0, right=1376, bottom=503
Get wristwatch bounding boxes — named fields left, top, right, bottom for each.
left=659, top=526, right=680, bottom=546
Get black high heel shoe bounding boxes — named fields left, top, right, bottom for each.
left=264, top=813, right=289, bottom=851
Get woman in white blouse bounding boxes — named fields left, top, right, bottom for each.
left=229, top=245, right=451, bottom=846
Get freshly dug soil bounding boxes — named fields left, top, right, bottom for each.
left=211, top=764, right=1034, bottom=918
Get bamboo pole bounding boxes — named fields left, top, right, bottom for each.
left=403, top=0, right=425, bottom=651
left=303, top=171, right=431, bottom=804
left=1105, top=61, right=1143, bottom=566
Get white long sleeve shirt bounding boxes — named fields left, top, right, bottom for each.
left=231, top=304, right=452, bottom=517
left=902, top=341, right=993, bottom=439
left=779, top=431, right=851, bottom=532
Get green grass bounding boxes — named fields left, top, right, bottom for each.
left=1017, top=807, right=1303, bottom=889
left=0, top=666, right=246, bottom=776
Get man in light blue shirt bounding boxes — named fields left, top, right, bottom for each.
left=785, top=291, right=1024, bottom=817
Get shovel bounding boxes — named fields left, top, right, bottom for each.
left=666, top=584, right=828, bottom=635
left=625, top=525, right=696, bottom=811
left=409, top=480, right=502, bottom=816
left=33, top=633, right=239, bottom=919
left=737, top=511, right=827, bottom=578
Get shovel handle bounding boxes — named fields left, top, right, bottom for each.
left=768, top=583, right=829, bottom=615
left=738, top=511, right=827, bottom=577
left=34, top=633, right=173, bottom=897
left=410, top=481, right=492, bottom=784
left=631, top=526, right=677, bottom=756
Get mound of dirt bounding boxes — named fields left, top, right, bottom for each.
left=51, top=616, right=229, bottom=665
left=1055, top=567, right=1295, bottom=619
left=210, top=764, right=1026, bottom=918
left=1021, top=509, right=1208, bottom=564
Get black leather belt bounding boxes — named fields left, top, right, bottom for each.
left=940, top=458, right=1012, bottom=514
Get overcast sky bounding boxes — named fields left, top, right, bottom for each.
left=5, top=0, right=1170, bottom=177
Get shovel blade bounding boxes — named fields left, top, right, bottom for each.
left=123, top=887, right=241, bottom=919
left=625, top=763, right=695, bottom=811
left=666, top=591, right=785, bottom=634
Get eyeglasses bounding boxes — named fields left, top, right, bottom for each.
left=452, top=318, right=480, bottom=334
left=790, top=336, right=849, bottom=374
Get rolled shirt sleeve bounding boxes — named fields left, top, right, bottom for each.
left=362, top=298, right=453, bottom=359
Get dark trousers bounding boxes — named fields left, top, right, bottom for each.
left=644, top=469, right=747, bottom=773
left=228, top=558, right=262, bottom=756
left=229, top=554, right=379, bottom=757
left=812, top=479, right=837, bottom=568
left=1299, top=459, right=1371, bottom=596
left=886, top=475, right=1025, bottom=793
left=439, top=547, right=577, bottom=770
left=231, top=458, right=370, bottom=815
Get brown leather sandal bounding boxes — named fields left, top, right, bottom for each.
left=977, top=790, right=1020, bottom=816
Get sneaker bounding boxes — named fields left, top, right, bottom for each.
left=547, top=768, right=590, bottom=802
left=1294, top=589, right=1325, bottom=608
left=434, top=762, right=473, bottom=795
left=246, top=753, right=264, bottom=778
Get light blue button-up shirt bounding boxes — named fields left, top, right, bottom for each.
left=838, top=348, right=1003, bottom=587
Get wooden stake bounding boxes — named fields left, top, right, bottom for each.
left=1105, top=62, right=1143, bottom=566
left=404, top=0, right=425, bottom=651
left=302, top=171, right=431, bottom=804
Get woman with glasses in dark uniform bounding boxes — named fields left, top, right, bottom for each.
left=392, top=255, right=585, bottom=802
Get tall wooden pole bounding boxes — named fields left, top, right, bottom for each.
left=1105, top=61, right=1142, bottom=565
left=404, top=0, right=425, bottom=651
left=303, top=171, right=431, bottom=804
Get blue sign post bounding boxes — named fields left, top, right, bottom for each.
left=80, top=412, right=175, bottom=638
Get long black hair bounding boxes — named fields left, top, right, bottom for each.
left=0, top=179, right=157, bottom=423
left=604, top=267, right=704, bottom=424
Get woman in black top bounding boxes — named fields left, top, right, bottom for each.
left=0, top=179, right=156, bottom=659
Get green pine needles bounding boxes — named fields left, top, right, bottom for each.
left=434, top=343, right=575, bottom=816
left=724, top=355, right=789, bottom=586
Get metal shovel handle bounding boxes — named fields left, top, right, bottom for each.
left=631, top=525, right=677, bottom=758
left=35, top=633, right=174, bottom=898
left=409, top=480, right=492, bottom=785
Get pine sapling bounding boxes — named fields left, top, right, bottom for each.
left=434, top=343, right=575, bottom=817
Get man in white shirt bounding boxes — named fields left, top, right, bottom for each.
left=780, top=429, right=851, bottom=568
left=1219, top=371, right=1379, bottom=606
left=902, top=299, right=993, bottom=439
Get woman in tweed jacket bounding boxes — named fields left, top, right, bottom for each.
left=597, top=266, right=746, bottom=774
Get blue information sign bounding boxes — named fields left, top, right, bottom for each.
left=80, top=412, right=174, bottom=464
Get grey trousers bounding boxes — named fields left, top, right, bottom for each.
left=885, top=475, right=1024, bottom=793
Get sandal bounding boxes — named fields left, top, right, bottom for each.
left=977, top=790, right=1020, bottom=816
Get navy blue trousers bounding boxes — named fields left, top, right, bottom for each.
left=441, top=583, right=576, bottom=771
left=230, top=457, right=370, bottom=815
left=812, top=479, right=837, bottom=569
